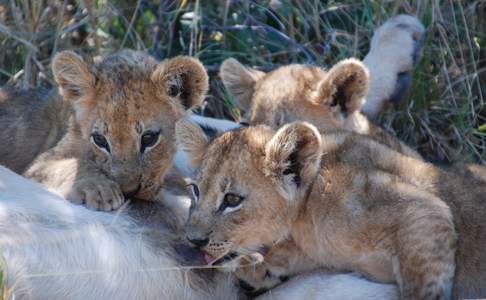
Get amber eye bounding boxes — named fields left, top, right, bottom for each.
left=91, top=133, right=110, bottom=153
left=219, top=193, right=244, bottom=213
left=141, top=130, right=160, bottom=153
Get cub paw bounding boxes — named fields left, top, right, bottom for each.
left=67, top=177, right=125, bottom=211
left=221, top=253, right=286, bottom=294
left=369, top=14, right=425, bottom=70
left=363, top=14, right=425, bottom=116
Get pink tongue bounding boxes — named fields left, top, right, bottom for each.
left=204, top=254, right=215, bottom=265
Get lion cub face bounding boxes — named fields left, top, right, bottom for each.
left=220, top=58, right=370, bottom=134
left=176, top=120, right=321, bottom=263
left=53, top=50, right=208, bottom=199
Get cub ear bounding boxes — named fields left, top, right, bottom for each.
left=220, top=58, right=265, bottom=111
left=52, top=51, right=95, bottom=101
left=264, top=122, right=322, bottom=202
left=315, top=58, right=369, bottom=115
left=152, top=56, right=209, bottom=110
left=175, top=118, right=209, bottom=168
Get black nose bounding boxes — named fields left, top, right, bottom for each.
left=187, top=237, right=209, bottom=248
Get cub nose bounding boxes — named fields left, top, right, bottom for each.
left=187, top=237, right=209, bottom=248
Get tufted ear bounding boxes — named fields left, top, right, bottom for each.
left=52, top=51, right=95, bottom=102
left=315, top=58, right=369, bottom=116
left=220, top=58, right=265, bottom=111
left=264, top=122, right=322, bottom=202
left=152, top=56, right=209, bottom=110
left=175, top=118, right=209, bottom=168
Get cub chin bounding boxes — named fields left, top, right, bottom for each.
left=2, top=50, right=208, bottom=211
left=176, top=118, right=486, bottom=299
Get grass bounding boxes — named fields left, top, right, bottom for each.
left=0, top=0, right=484, bottom=163
left=0, top=254, right=5, bottom=300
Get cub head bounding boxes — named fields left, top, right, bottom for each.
left=52, top=50, right=208, bottom=199
left=176, top=119, right=322, bottom=264
left=220, top=58, right=369, bottom=133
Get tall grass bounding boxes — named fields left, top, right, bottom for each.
left=0, top=253, right=5, bottom=300
left=0, top=0, right=484, bottom=163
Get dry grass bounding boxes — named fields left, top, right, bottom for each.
left=0, top=0, right=484, bottom=163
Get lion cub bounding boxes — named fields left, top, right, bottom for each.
left=1, top=50, right=208, bottom=210
left=220, top=15, right=425, bottom=160
left=176, top=119, right=486, bottom=299
left=219, top=57, right=422, bottom=161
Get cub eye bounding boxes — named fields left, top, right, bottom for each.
left=91, top=133, right=110, bottom=153
left=219, top=193, right=244, bottom=214
left=141, top=130, right=160, bottom=153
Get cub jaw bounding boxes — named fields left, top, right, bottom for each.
left=204, top=252, right=238, bottom=266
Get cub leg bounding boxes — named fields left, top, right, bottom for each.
left=24, top=135, right=125, bottom=211
left=389, top=185, right=456, bottom=300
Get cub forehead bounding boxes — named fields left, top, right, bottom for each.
left=205, top=126, right=271, bottom=160
left=199, top=126, right=273, bottom=179
left=96, top=50, right=158, bottom=79
left=257, top=65, right=324, bottom=91
left=253, top=65, right=326, bottom=111
left=94, top=51, right=161, bottom=98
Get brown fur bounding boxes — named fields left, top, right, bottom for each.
left=220, top=57, right=421, bottom=160
left=177, top=119, right=486, bottom=299
left=1, top=50, right=208, bottom=211
left=0, top=88, right=71, bottom=173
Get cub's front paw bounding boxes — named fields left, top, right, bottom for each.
left=221, top=254, right=286, bottom=295
left=67, top=177, right=125, bottom=211
left=362, top=15, right=425, bottom=116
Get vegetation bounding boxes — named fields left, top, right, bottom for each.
left=0, top=0, right=484, bottom=163
left=0, top=254, right=5, bottom=299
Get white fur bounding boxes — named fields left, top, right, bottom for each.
left=0, top=166, right=236, bottom=300
left=258, top=272, right=398, bottom=300
left=174, top=114, right=241, bottom=177
left=362, top=15, right=425, bottom=117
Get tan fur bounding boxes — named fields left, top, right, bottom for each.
left=177, top=119, right=486, bottom=299
left=219, top=58, right=265, bottom=112
left=219, top=52, right=485, bottom=297
left=220, top=57, right=422, bottom=160
left=1, top=50, right=208, bottom=211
